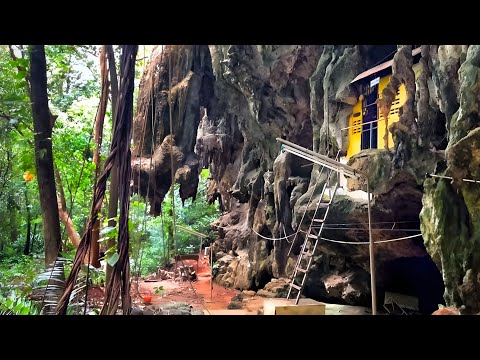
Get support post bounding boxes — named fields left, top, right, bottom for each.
left=210, top=246, right=213, bottom=301
left=199, top=236, right=202, bottom=274
left=367, top=179, right=376, bottom=315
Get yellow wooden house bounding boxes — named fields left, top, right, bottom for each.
left=346, top=47, right=422, bottom=160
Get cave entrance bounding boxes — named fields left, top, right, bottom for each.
left=379, top=255, right=445, bottom=314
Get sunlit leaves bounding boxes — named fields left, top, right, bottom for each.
left=106, top=253, right=119, bottom=267
left=45, top=45, right=101, bottom=112
left=104, top=244, right=119, bottom=266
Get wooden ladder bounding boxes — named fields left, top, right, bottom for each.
left=286, top=166, right=340, bottom=304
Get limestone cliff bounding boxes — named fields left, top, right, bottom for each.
left=133, top=45, right=479, bottom=314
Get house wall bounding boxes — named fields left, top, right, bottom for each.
left=345, top=62, right=422, bottom=160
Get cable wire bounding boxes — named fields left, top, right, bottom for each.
left=252, top=228, right=422, bottom=244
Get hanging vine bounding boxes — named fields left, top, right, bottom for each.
left=56, top=45, right=138, bottom=315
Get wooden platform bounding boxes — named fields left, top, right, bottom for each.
left=202, top=298, right=372, bottom=316
left=263, top=298, right=326, bottom=315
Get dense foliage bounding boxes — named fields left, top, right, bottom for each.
left=130, top=169, right=219, bottom=276
left=0, top=45, right=220, bottom=313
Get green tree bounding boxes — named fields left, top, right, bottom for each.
left=29, top=45, right=62, bottom=267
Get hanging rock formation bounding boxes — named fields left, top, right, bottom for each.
left=131, top=45, right=214, bottom=215
left=133, top=44, right=480, bottom=313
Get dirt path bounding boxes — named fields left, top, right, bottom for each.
left=87, top=257, right=375, bottom=315
left=133, top=255, right=242, bottom=313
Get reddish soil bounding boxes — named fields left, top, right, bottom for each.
left=135, top=256, right=238, bottom=311
left=86, top=255, right=265, bottom=314
left=87, top=286, right=105, bottom=308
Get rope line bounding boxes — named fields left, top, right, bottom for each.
left=252, top=228, right=297, bottom=241
left=321, top=233, right=422, bottom=245
left=426, top=173, right=480, bottom=185
left=252, top=228, right=422, bottom=244
left=282, top=223, right=293, bottom=244
left=321, top=227, right=421, bottom=232
left=317, top=220, right=419, bottom=226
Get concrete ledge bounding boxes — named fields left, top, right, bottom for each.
left=263, top=298, right=326, bottom=315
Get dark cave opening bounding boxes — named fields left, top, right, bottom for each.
left=252, top=264, right=272, bottom=291
left=366, top=45, right=398, bottom=67
left=378, top=255, right=445, bottom=314
left=374, top=183, right=446, bottom=314
left=263, top=228, right=274, bottom=255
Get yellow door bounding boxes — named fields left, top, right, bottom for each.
left=346, top=100, right=363, bottom=159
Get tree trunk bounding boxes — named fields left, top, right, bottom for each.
left=57, top=196, right=81, bottom=248
left=29, top=45, right=62, bottom=267
left=90, top=45, right=110, bottom=269
left=54, top=168, right=80, bottom=249
left=8, top=194, right=17, bottom=243
left=167, top=221, right=173, bottom=261
left=101, top=45, right=138, bottom=315
left=93, top=46, right=110, bottom=166
left=105, top=45, right=119, bottom=283
left=54, top=166, right=68, bottom=251
left=24, top=185, right=31, bottom=255
left=31, top=223, right=37, bottom=254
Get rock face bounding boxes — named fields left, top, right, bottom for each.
left=420, top=45, right=480, bottom=314
left=133, top=45, right=480, bottom=313
left=256, top=278, right=290, bottom=298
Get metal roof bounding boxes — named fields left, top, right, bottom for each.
left=350, top=47, right=422, bottom=84
left=276, top=138, right=365, bottom=180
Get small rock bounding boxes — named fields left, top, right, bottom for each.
left=165, top=309, right=191, bottom=315
left=231, top=294, right=244, bottom=302
left=218, top=254, right=235, bottom=265
left=143, top=308, right=155, bottom=315
left=256, top=289, right=276, bottom=298
left=242, top=290, right=256, bottom=297
left=271, top=286, right=288, bottom=297
left=191, top=309, right=205, bottom=315
left=216, top=251, right=226, bottom=259
left=130, top=308, right=144, bottom=315
left=227, top=301, right=243, bottom=309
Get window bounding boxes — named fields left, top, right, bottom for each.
left=361, top=82, right=378, bottom=150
